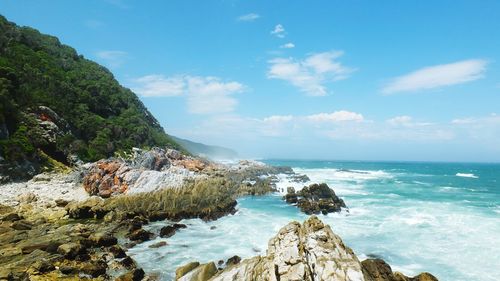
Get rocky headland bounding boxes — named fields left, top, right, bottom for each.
left=175, top=216, right=438, bottom=281
left=0, top=146, right=297, bottom=280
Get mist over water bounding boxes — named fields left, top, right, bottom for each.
left=128, top=161, right=500, bottom=281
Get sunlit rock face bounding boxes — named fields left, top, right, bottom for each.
left=175, top=216, right=438, bottom=281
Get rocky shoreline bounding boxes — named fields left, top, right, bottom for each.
left=0, top=147, right=294, bottom=280
left=0, top=147, right=438, bottom=281
left=175, top=216, right=438, bottom=281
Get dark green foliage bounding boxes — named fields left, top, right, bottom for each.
left=0, top=15, right=183, bottom=163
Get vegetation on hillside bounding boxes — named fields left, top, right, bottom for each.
left=0, top=15, right=183, bottom=171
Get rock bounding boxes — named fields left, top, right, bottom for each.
left=89, top=232, right=117, bottom=247
left=1, top=212, right=21, bottom=221
left=160, top=223, right=187, bottom=238
left=116, top=268, right=146, bottom=281
left=284, top=183, right=346, bottom=215
left=362, top=259, right=397, bottom=281
left=226, top=255, right=241, bottom=266
left=192, top=216, right=438, bottom=281
left=283, top=186, right=298, bottom=204
left=108, top=245, right=127, bottom=258
left=121, top=256, right=137, bottom=269
left=57, top=242, right=83, bottom=259
left=31, top=259, right=55, bottom=273
left=149, top=241, right=168, bottom=248
left=80, top=261, right=107, bottom=278
left=128, top=228, right=153, bottom=242
left=11, top=220, right=33, bottom=230
left=177, top=262, right=217, bottom=281
left=65, top=196, right=106, bottom=219
left=176, top=262, right=200, bottom=280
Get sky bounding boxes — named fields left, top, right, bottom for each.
left=2, top=0, right=500, bottom=162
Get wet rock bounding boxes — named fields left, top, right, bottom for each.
left=284, top=183, right=347, bottom=215
left=362, top=259, right=398, bottom=281
left=128, top=228, right=153, bottom=242
left=116, top=268, right=146, bottom=281
left=283, top=186, right=298, bottom=204
left=81, top=260, right=107, bottom=278
left=121, top=256, right=137, bottom=269
left=148, top=241, right=168, bottom=248
left=226, top=255, right=241, bottom=266
left=362, top=258, right=439, bottom=281
left=159, top=223, right=187, bottom=238
left=108, top=245, right=127, bottom=258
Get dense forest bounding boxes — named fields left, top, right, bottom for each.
left=0, top=15, right=183, bottom=178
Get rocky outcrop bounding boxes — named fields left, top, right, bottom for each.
left=176, top=216, right=438, bottom=281
left=284, top=183, right=347, bottom=215
left=82, top=147, right=201, bottom=197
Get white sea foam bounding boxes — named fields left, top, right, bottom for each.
left=456, top=173, right=478, bottom=179
left=293, top=168, right=392, bottom=183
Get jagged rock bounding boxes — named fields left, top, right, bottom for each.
left=31, top=259, right=55, bottom=273
left=284, top=183, right=346, bottom=215
left=181, top=217, right=438, bottom=281
left=160, top=223, right=187, bottom=238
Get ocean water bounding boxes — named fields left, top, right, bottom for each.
left=127, top=161, right=500, bottom=281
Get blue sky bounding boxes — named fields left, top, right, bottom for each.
left=2, top=0, right=500, bottom=161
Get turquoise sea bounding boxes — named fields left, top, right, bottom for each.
left=128, top=160, right=500, bottom=281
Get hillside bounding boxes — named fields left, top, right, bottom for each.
left=0, top=15, right=183, bottom=180
left=172, top=136, right=238, bottom=160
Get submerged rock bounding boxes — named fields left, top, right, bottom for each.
left=284, top=183, right=347, bottom=215
left=160, top=223, right=187, bottom=238
left=176, top=216, right=438, bottom=281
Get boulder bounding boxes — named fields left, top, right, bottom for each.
left=89, top=232, right=117, bottom=247
left=160, top=223, right=187, bottom=238
left=284, top=183, right=346, bottom=215
left=127, top=228, right=153, bottom=242
left=149, top=241, right=168, bottom=248
left=116, top=268, right=145, bottom=281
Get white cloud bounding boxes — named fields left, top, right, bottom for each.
left=96, top=50, right=128, bottom=68
left=185, top=76, right=244, bottom=114
left=307, top=111, right=364, bottom=122
left=382, top=59, right=488, bottom=94
left=387, top=115, right=433, bottom=127
left=267, top=51, right=354, bottom=96
left=271, top=24, right=285, bottom=38
left=452, top=113, right=500, bottom=125
left=280, top=42, right=295, bottom=49
left=132, top=75, right=244, bottom=114
left=237, top=13, right=260, bottom=22
left=132, top=75, right=185, bottom=97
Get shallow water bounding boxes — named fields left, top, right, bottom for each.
left=127, top=161, right=500, bottom=281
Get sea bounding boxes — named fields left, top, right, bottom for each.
left=127, top=160, right=500, bottom=281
